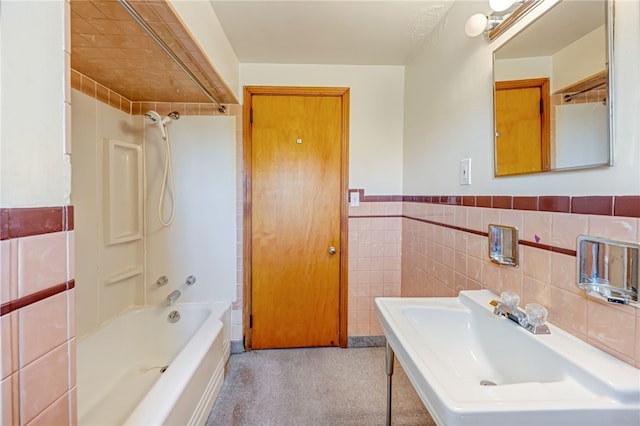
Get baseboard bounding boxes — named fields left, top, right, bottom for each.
left=348, top=335, right=386, bottom=348
left=230, top=340, right=244, bottom=354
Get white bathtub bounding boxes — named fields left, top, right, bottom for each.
left=77, top=301, right=230, bottom=425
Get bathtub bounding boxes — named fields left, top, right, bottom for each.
left=77, top=301, right=230, bottom=425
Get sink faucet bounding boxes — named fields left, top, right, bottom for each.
left=166, top=289, right=181, bottom=305
left=490, top=292, right=550, bottom=335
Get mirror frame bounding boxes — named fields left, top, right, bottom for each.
left=492, top=0, right=614, bottom=177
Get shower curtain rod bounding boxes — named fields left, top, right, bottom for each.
left=563, top=82, right=607, bottom=103
left=117, top=0, right=227, bottom=113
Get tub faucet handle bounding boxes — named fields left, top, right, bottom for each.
left=167, top=289, right=181, bottom=305
left=157, top=275, right=169, bottom=287
left=185, top=275, right=197, bottom=286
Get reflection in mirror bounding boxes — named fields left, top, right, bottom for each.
left=493, top=0, right=612, bottom=177
left=577, top=235, right=640, bottom=308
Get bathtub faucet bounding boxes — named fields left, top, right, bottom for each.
left=166, top=289, right=181, bottom=305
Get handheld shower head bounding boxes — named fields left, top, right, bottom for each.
left=145, top=110, right=162, bottom=125
left=145, top=110, right=167, bottom=139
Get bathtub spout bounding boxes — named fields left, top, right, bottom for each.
left=167, top=290, right=181, bottom=305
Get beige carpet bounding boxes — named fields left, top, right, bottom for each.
left=206, top=346, right=435, bottom=426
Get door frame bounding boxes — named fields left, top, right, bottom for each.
left=495, top=77, right=551, bottom=174
left=242, top=86, right=350, bottom=350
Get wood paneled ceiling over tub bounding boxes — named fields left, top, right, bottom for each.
left=70, top=0, right=237, bottom=104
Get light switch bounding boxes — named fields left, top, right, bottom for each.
left=460, top=158, right=471, bottom=185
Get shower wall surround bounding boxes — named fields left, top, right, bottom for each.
left=348, top=192, right=640, bottom=368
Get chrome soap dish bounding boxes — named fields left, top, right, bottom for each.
left=576, top=235, right=639, bottom=308
left=488, top=224, right=519, bottom=267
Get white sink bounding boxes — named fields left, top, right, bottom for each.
left=375, top=290, right=640, bottom=426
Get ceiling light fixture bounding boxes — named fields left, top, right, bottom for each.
left=464, top=0, right=531, bottom=41
left=489, top=0, right=518, bottom=13
left=464, top=13, right=506, bottom=38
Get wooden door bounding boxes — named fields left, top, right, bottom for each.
left=244, top=87, right=349, bottom=350
left=495, top=78, right=550, bottom=176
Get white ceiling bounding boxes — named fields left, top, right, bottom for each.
left=210, top=0, right=453, bottom=65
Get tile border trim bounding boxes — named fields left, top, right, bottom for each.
left=349, top=214, right=577, bottom=257
left=347, top=189, right=640, bottom=218
left=0, top=280, right=75, bottom=317
left=0, top=206, right=74, bottom=240
left=71, top=70, right=233, bottom=117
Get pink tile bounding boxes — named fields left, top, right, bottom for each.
left=454, top=252, right=467, bottom=275
left=384, top=202, right=402, bottom=216
left=454, top=206, right=468, bottom=228
left=20, top=342, right=69, bottom=424
left=385, top=217, right=402, bottom=231
left=467, top=208, right=482, bottom=233
left=500, top=209, right=524, bottom=234
left=499, top=266, right=523, bottom=296
left=467, top=234, right=484, bottom=259
left=18, top=232, right=68, bottom=298
left=481, top=208, right=500, bottom=232
left=19, top=292, right=68, bottom=367
left=1, top=312, right=18, bottom=379
left=550, top=252, right=580, bottom=294
left=482, top=262, right=501, bottom=295
left=523, top=211, right=552, bottom=245
left=454, top=231, right=467, bottom=253
left=26, top=391, right=70, bottom=426
left=68, top=289, right=75, bottom=339
left=551, top=213, right=588, bottom=250
left=522, top=276, right=550, bottom=308
left=67, top=231, right=75, bottom=281
left=355, top=323, right=370, bottom=336
left=522, top=246, right=551, bottom=284
left=1, top=240, right=10, bottom=304
left=70, top=387, right=77, bottom=426
left=548, top=287, right=587, bottom=337
left=1, top=373, right=19, bottom=426
left=588, top=215, right=638, bottom=241
left=69, top=339, right=76, bottom=388
left=467, top=257, right=482, bottom=282
left=586, top=299, right=636, bottom=360
left=586, top=337, right=635, bottom=367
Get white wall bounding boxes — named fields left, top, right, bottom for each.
left=71, top=89, right=145, bottom=339
left=0, top=0, right=69, bottom=207
left=494, top=56, right=551, bottom=81
left=144, top=116, right=237, bottom=305
left=169, top=0, right=240, bottom=101
left=402, top=0, right=640, bottom=196
left=552, top=25, right=606, bottom=92
left=240, top=64, right=405, bottom=195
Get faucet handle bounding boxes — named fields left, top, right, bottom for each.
left=500, top=291, right=520, bottom=309
left=525, top=303, right=548, bottom=326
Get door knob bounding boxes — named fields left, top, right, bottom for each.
left=328, top=246, right=337, bottom=255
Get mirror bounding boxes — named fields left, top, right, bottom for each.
left=493, top=0, right=612, bottom=177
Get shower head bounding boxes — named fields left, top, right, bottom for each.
left=145, top=110, right=163, bottom=125
left=145, top=110, right=171, bottom=139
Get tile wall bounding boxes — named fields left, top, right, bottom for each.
left=1, top=207, right=77, bottom=425
left=348, top=202, right=402, bottom=336
left=349, top=192, right=640, bottom=369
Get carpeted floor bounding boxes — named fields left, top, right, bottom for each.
left=206, top=346, right=435, bottom=426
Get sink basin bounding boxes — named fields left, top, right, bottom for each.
left=375, top=290, right=640, bottom=425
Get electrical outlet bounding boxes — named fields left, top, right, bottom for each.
left=460, top=159, right=471, bottom=185
left=350, top=191, right=360, bottom=207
